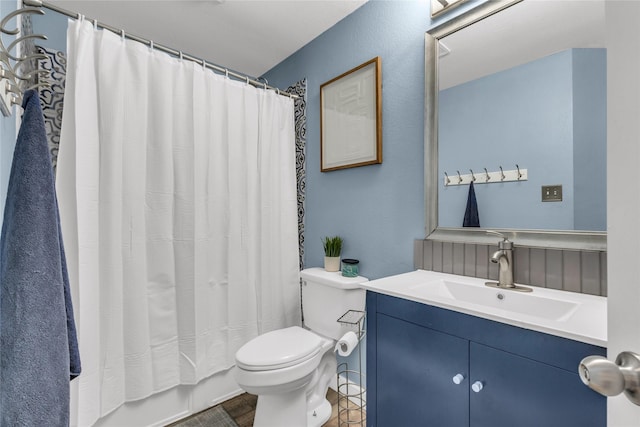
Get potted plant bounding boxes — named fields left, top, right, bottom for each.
left=322, top=236, right=343, bottom=272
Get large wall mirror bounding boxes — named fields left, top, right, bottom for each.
left=425, top=0, right=607, bottom=250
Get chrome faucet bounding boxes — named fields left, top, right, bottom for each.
left=485, top=233, right=532, bottom=292
left=490, top=237, right=514, bottom=288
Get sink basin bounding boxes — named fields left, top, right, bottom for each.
left=410, top=279, right=579, bottom=321
left=359, top=269, right=607, bottom=346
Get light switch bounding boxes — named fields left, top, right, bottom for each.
left=542, top=185, right=562, bottom=202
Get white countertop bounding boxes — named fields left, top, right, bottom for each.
left=361, top=270, right=607, bottom=347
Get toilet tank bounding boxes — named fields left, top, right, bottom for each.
left=300, top=267, right=368, bottom=340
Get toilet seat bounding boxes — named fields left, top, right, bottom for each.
left=235, top=326, right=322, bottom=371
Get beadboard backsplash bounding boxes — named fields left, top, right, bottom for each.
left=414, top=239, right=607, bottom=297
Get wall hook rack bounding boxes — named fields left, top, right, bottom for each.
left=444, top=166, right=528, bottom=186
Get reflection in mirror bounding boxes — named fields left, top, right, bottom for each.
left=431, top=0, right=465, bottom=18
left=425, top=0, right=607, bottom=249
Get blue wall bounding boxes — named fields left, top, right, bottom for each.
left=573, top=48, right=607, bottom=231
left=265, top=0, right=452, bottom=281
left=31, top=9, right=67, bottom=52
left=438, top=48, right=606, bottom=231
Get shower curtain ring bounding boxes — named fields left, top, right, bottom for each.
left=120, top=29, right=125, bottom=41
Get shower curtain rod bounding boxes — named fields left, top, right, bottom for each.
left=22, top=0, right=299, bottom=99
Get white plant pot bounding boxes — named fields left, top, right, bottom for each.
left=324, top=256, right=341, bottom=272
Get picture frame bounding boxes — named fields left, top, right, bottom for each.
left=320, top=57, right=382, bottom=172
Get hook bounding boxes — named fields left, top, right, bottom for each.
left=469, top=169, right=476, bottom=182
left=516, top=164, right=522, bottom=180
left=484, top=167, right=490, bottom=182
left=7, top=34, right=47, bottom=54
left=0, top=7, right=45, bottom=36
left=5, top=81, right=20, bottom=95
left=444, top=172, right=450, bottom=185
left=14, top=53, right=47, bottom=68
left=499, top=166, right=505, bottom=181
left=2, top=66, right=48, bottom=82
left=1, top=43, right=46, bottom=62
left=8, top=91, right=22, bottom=107
left=456, top=170, right=463, bottom=184
left=26, top=81, right=50, bottom=91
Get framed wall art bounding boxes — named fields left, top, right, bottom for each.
left=320, top=57, right=382, bottom=172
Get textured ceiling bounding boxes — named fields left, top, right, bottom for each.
left=48, top=0, right=368, bottom=77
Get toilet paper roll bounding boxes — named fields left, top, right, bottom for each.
left=335, top=331, right=359, bottom=357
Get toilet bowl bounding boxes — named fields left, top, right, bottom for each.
left=234, top=326, right=336, bottom=427
left=233, top=268, right=367, bottom=427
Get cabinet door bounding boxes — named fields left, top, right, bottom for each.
left=470, top=342, right=605, bottom=427
left=377, top=314, right=469, bottom=427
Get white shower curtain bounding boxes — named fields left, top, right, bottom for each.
left=56, top=19, right=301, bottom=425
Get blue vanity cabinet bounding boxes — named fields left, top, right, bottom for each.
left=470, top=342, right=605, bottom=427
left=366, top=291, right=607, bottom=427
left=377, top=313, right=469, bottom=426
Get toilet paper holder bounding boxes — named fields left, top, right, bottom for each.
left=579, top=351, right=640, bottom=405
left=336, top=309, right=366, bottom=427
left=337, top=309, right=366, bottom=340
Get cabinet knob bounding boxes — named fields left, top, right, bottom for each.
left=471, top=381, right=484, bottom=393
left=452, top=374, right=465, bottom=385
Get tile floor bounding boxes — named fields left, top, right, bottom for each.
left=170, top=388, right=365, bottom=427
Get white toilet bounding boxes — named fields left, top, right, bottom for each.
left=234, top=267, right=367, bottom=427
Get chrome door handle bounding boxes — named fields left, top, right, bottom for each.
left=579, top=351, right=640, bottom=405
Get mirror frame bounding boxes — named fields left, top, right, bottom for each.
left=424, top=0, right=606, bottom=251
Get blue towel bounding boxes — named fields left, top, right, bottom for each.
left=463, top=181, right=480, bottom=227
left=0, top=90, right=80, bottom=426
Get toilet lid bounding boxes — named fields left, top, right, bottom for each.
left=235, top=326, right=323, bottom=371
